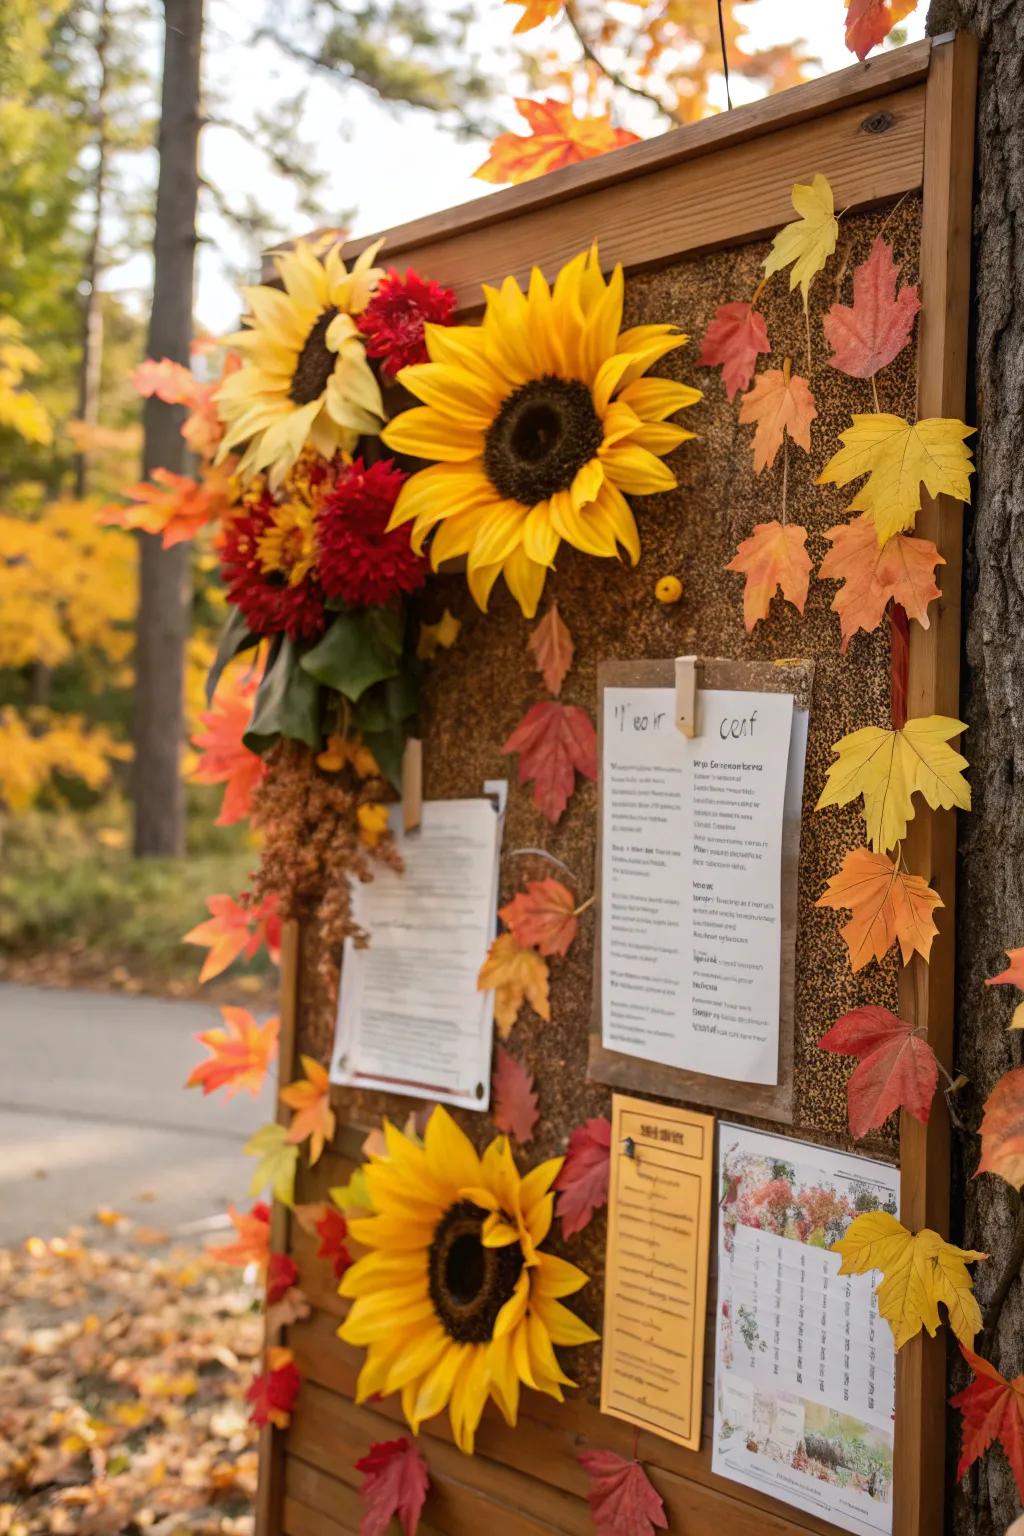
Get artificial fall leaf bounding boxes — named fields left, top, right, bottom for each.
left=832, top=1210, right=985, bottom=1350
left=818, top=514, right=944, bottom=652
left=554, top=1117, right=611, bottom=1238
left=816, top=847, right=942, bottom=971
left=280, top=1055, right=335, bottom=1165
left=504, top=0, right=562, bottom=34
left=845, top=0, right=918, bottom=61
left=818, top=413, right=976, bottom=545
left=726, top=521, right=811, bottom=633
left=417, top=608, right=461, bottom=660
left=501, top=699, right=597, bottom=823
left=985, top=949, right=1024, bottom=991
left=817, top=1005, right=938, bottom=1139
left=354, top=1437, right=430, bottom=1536
left=246, top=1346, right=301, bottom=1429
left=823, top=236, right=921, bottom=379
left=267, top=1284, right=312, bottom=1332
left=738, top=366, right=816, bottom=473
left=577, top=1450, right=668, bottom=1536
left=763, top=173, right=838, bottom=309
left=182, top=891, right=281, bottom=983
left=475, top=98, right=639, bottom=186
left=976, top=1067, right=1024, bottom=1189
left=528, top=600, right=574, bottom=696
left=131, top=356, right=196, bottom=405
left=266, top=1251, right=300, bottom=1304
left=245, top=1123, right=299, bottom=1208
left=190, top=674, right=267, bottom=826
left=186, top=1007, right=280, bottom=1099
left=951, top=1345, right=1024, bottom=1502
left=315, top=1205, right=353, bottom=1279
left=696, top=301, right=771, bottom=400
left=498, top=878, right=578, bottom=957
left=99, top=464, right=233, bottom=547
left=491, top=1045, right=540, bottom=1144
left=477, top=933, right=551, bottom=1037
left=816, top=715, right=970, bottom=853
left=207, top=1201, right=271, bottom=1271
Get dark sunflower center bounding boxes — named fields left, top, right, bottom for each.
left=483, top=375, right=604, bottom=504
left=289, top=306, right=341, bottom=405
left=428, top=1199, right=523, bottom=1344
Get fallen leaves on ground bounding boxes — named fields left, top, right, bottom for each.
left=474, top=99, right=639, bottom=185
left=844, top=0, right=918, bottom=61
left=355, top=1436, right=430, bottom=1536
left=280, top=1055, right=335, bottom=1166
left=977, top=1067, right=1024, bottom=1190
left=824, top=236, right=920, bottom=378
left=498, top=878, right=579, bottom=957
left=726, top=521, right=811, bottom=632
left=501, top=700, right=597, bottom=823
left=832, top=1210, right=985, bottom=1350
left=491, top=1046, right=540, bottom=1144
left=818, top=413, right=975, bottom=544
left=696, top=301, right=771, bottom=400
left=183, top=893, right=282, bottom=984
left=763, top=173, right=838, bottom=308
left=477, top=933, right=551, bottom=1037
left=738, top=366, right=816, bottom=473
left=577, top=1449, right=668, bottom=1536
left=555, top=1117, right=611, bottom=1238
left=817, top=1006, right=938, bottom=1139
left=951, top=1344, right=1024, bottom=1503
left=0, top=1230, right=261, bottom=1532
left=190, top=676, right=267, bottom=827
left=528, top=601, right=574, bottom=696
left=816, top=847, right=942, bottom=970
left=818, top=515, right=943, bottom=651
left=186, top=1007, right=280, bottom=1100
left=816, top=715, right=969, bottom=853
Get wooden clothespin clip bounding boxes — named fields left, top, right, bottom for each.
left=401, top=736, right=423, bottom=834
left=674, top=655, right=700, bottom=738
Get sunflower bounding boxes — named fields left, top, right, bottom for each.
left=339, top=1106, right=596, bottom=1454
left=382, top=244, right=701, bottom=617
left=216, top=240, right=387, bottom=489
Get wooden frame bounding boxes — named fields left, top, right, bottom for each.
left=258, top=33, right=977, bottom=1536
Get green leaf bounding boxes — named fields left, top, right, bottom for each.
left=354, top=668, right=419, bottom=734
left=363, top=723, right=406, bottom=790
left=300, top=608, right=404, bottom=703
left=244, top=636, right=322, bottom=753
left=206, top=607, right=260, bottom=704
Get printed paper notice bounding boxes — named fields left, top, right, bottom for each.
left=330, top=798, right=501, bottom=1111
left=599, top=1094, right=714, bottom=1450
left=713, top=1124, right=898, bottom=1536
left=601, top=686, right=800, bottom=1085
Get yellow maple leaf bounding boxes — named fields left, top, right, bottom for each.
left=244, top=1122, right=298, bottom=1207
left=832, top=1210, right=986, bottom=1350
left=280, top=1055, right=335, bottom=1165
left=763, top=173, right=838, bottom=309
left=817, top=715, right=970, bottom=853
left=477, top=933, right=551, bottom=1038
left=417, top=609, right=461, bottom=660
left=818, top=413, right=975, bottom=544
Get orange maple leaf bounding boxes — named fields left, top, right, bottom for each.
left=985, top=948, right=1024, bottom=990
left=528, top=601, right=574, bottom=696
left=491, top=1046, right=539, bottom=1144
left=281, top=1055, right=335, bottom=1165
left=738, top=364, right=816, bottom=473
left=99, top=463, right=233, bottom=548
left=182, top=892, right=281, bottom=983
left=696, top=301, right=771, bottom=400
left=475, top=98, right=639, bottom=185
left=499, top=878, right=579, bottom=957
left=817, top=846, right=942, bottom=972
left=818, top=514, right=944, bottom=652
left=132, top=357, right=196, bottom=406
left=190, top=674, right=266, bottom=826
left=187, top=1007, right=279, bottom=1099
left=977, top=1066, right=1024, bottom=1189
left=951, top=1344, right=1024, bottom=1504
left=133, top=352, right=241, bottom=461
left=477, top=933, right=551, bottom=1038
left=844, top=0, right=918, bottom=62
left=208, top=1201, right=271, bottom=1271
left=503, top=0, right=562, bottom=34
left=726, top=520, right=811, bottom=632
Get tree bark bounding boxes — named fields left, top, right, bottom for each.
left=74, top=0, right=110, bottom=501
left=924, top=3, right=1024, bottom=1532
left=132, top=0, right=203, bottom=858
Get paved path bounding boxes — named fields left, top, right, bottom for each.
left=0, top=984, right=276, bottom=1246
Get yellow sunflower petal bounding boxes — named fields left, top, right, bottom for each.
left=502, top=545, right=549, bottom=618
left=240, top=284, right=311, bottom=350
left=413, top=1341, right=468, bottom=1425
left=428, top=507, right=486, bottom=565
left=629, top=421, right=695, bottom=455
left=382, top=406, right=484, bottom=463
left=518, top=1157, right=564, bottom=1217
left=570, top=457, right=604, bottom=511
left=384, top=1323, right=450, bottom=1394
left=387, top=460, right=493, bottom=533
left=527, top=1310, right=576, bottom=1388
left=599, top=441, right=677, bottom=496
left=535, top=1251, right=591, bottom=1298
left=534, top=1295, right=600, bottom=1347
left=522, top=503, right=560, bottom=567
left=466, top=558, right=504, bottom=612
left=548, top=488, right=619, bottom=559
left=423, top=1105, right=484, bottom=1195
left=274, top=243, right=330, bottom=312
left=618, top=376, right=703, bottom=421
left=468, top=501, right=527, bottom=571
left=492, top=1268, right=530, bottom=1339
left=512, top=1314, right=539, bottom=1389
left=595, top=481, right=640, bottom=565
left=579, top=262, right=625, bottom=384
left=397, top=361, right=502, bottom=428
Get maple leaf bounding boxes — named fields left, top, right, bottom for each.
left=816, top=846, right=942, bottom=971
left=190, top=674, right=267, bottom=826
left=131, top=356, right=197, bottom=406
left=267, top=1284, right=312, bottom=1332
left=578, top=1450, right=667, bottom=1536
left=245, top=1123, right=299, bottom=1208
left=474, top=98, right=639, bottom=186
left=817, top=1005, right=938, bottom=1139
left=207, top=1201, right=271, bottom=1271
left=985, top=949, right=1024, bottom=991
left=824, top=237, right=921, bottom=378
left=528, top=600, right=574, bottom=696
left=977, top=1067, right=1024, bottom=1189
left=499, top=878, right=578, bottom=957
left=845, top=0, right=918, bottom=61
left=266, top=1251, right=300, bottom=1304
left=477, top=933, right=551, bottom=1037
left=492, top=1045, right=539, bottom=1144
left=726, top=520, right=811, bottom=633
left=314, top=1205, right=353, bottom=1279
left=554, top=1117, right=611, bottom=1237
left=246, top=1346, right=301, bottom=1429
left=501, top=700, right=597, bottom=823
left=818, top=413, right=975, bottom=545
left=817, top=715, right=969, bottom=854
left=818, top=515, right=944, bottom=652
left=763, top=173, right=838, bottom=308
left=186, top=1007, right=280, bottom=1099
left=951, top=1344, right=1024, bottom=1503
left=99, top=465, right=232, bottom=547
left=417, top=608, right=461, bottom=660
left=696, top=301, right=771, bottom=400
left=738, top=366, right=816, bottom=473
left=281, top=1055, right=335, bottom=1166
left=832, top=1211, right=986, bottom=1350
left=503, top=0, right=561, bottom=31
left=355, top=1437, right=430, bottom=1536
left=182, top=892, right=281, bottom=983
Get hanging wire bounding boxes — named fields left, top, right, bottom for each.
left=716, top=0, right=733, bottom=111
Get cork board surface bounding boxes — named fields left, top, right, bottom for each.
left=299, top=195, right=923, bottom=1403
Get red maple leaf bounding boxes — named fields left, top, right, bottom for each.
left=817, top=1005, right=938, bottom=1139
left=207, top=1201, right=271, bottom=1271
left=844, top=0, right=917, bottom=62
left=246, top=1347, right=301, bottom=1429
left=696, top=302, right=771, bottom=400
left=501, top=700, right=597, bottom=823
left=191, top=673, right=266, bottom=826
left=266, top=1251, right=300, bottom=1304
left=499, top=878, right=578, bottom=957
left=182, top=891, right=281, bottom=983
left=554, top=1117, right=611, bottom=1237
left=491, top=1046, right=539, bottom=1144
left=578, top=1450, right=667, bottom=1536
left=355, top=1437, right=430, bottom=1536
left=315, top=1205, right=353, bottom=1279
left=951, top=1344, right=1024, bottom=1503
left=823, top=237, right=921, bottom=379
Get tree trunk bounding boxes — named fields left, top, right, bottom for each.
left=132, top=0, right=203, bottom=858
left=74, top=0, right=110, bottom=501
left=923, top=2, right=1024, bottom=1532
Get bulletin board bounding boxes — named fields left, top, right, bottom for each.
left=257, top=33, right=975, bottom=1536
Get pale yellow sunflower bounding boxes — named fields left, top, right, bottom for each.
left=382, top=244, right=701, bottom=617
left=216, top=240, right=386, bottom=489
left=338, top=1106, right=596, bottom=1454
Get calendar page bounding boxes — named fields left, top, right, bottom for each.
left=712, top=1125, right=899, bottom=1536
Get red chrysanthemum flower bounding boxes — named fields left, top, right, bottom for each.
left=359, top=267, right=456, bottom=376
left=220, top=491, right=326, bottom=641
left=316, top=457, right=428, bottom=608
